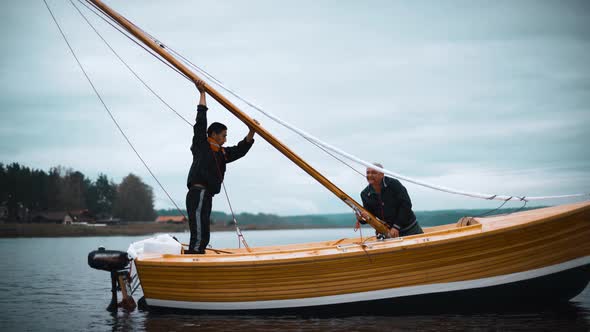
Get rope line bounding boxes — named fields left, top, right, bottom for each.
left=58, top=0, right=588, bottom=220
left=70, top=5, right=360, bottom=239
left=83, top=12, right=589, bottom=211
left=71, top=0, right=192, bottom=126
left=158, top=46, right=590, bottom=203
left=76, top=0, right=248, bottom=247
left=210, top=149, right=250, bottom=249
left=104, top=14, right=370, bottom=183
left=475, top=197, right=528, bottom=218
left=79, top=0, right=192, bottom=82
left=44, top=0, right=186, bottom=219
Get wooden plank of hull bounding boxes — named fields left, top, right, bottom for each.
left=135, top=202, right=590, bottom=304
left=145, top=262, right=590, bottom=314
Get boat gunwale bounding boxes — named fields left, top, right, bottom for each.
left=134, top=201, right=590, bottom=267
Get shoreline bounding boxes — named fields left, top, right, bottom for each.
left=0, top=223, right=341, bottom=238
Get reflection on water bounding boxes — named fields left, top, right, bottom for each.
left=0, top=230, right=588, bottom=332
left=104, top=301, right=590, bottom=332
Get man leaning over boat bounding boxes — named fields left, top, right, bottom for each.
left=357, top=163, right=423, bottom=238
left=184, top=80, right=258, bottom=254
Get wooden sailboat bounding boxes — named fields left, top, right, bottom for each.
left=85, top=0, right=590, bottom=313
left=136, top=202, right=590, bottom=313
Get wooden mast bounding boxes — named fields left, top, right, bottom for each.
left=89, top=0, right=390, bottom=235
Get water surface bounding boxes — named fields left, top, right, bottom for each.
left=1, top=229, right=588, bottom=331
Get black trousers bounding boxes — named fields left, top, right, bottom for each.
left=186, top=187, right=212, bottom=253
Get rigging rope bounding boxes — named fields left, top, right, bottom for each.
left=76, top=0, right=249, bottom=240
left=150, top=42, right=590, bottom=203
left=101, top=20, right=368, bottom=178
left=211, top=150, right=250, bottom=249
left=73, top=1, right=589, bottom=207
left=79, top=0, right=192, bottom=83
left=44, top=0, right=186, bottom=219
left=72, top=0, right=192, bottom=126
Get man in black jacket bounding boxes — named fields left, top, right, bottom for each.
left=358, top=163, right=423, bottom=238
left=184, top=80, right=258, bottom=254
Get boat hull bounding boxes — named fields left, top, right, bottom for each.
left=143, top=260, right=590, bottom=314
left=135, top=202, right=590, bottom=314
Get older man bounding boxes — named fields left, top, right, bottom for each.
left=358, top=163, right=423, bottom=238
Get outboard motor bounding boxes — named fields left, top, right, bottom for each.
left=88, top=247, right=136, bottom=312
left=88, top=248, right=129, bottom=271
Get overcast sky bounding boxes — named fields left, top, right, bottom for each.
left=1, top=0, right=589, bottom=216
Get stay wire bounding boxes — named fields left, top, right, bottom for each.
left=304, top=136, right=365, bottom=177
left=106, top=15, right=368, bottom=183
left=86, top=5, right=541, bottom=221
left=80, top=0, right=187, bottom=80
left=77, top=5, right=588, bottom=237
left=115, top=13, right=258, bottom=241
left=86, top=12, right=359, bottom=237
left=71, top=0, right=193, bottom=126
left=142, top=38, right=369, bottom=179
left=152, top=40, right=590, bottom=203
left=79, top=0, right=192, bottom=82
left=122, top=32, right=386, bottom=231
left=222, top=182, right=249, bottom=249
left=80, top=0, right=250, bottom=244
left=211, top=151, right=249, bottom=249
left=43, top=0, right=187, bottom=219
left=161, top=45, right=368, bottom=179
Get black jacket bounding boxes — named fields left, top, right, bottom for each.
left=186, top=105, right=254, bottom=195
left=360, top=176, right=416, bottom=230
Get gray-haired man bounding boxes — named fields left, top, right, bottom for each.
left=357, top=163, right=423, bottom=238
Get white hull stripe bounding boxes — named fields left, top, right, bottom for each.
left=146, top=256, right=590, bottom=310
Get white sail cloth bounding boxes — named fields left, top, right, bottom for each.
left=178, top=58, right=588, bottom=203
left=127, top=234, right=182, bottom=259
left=123, top=28, right=589, bottom=204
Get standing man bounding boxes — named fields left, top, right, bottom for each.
left=358, top=163, right=423, bottom=238
left=185, top=80, right=258, bottom=254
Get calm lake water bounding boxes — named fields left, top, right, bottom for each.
left=0, top=228, right=588, bottom=331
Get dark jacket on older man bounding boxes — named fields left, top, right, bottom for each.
left=360, top=176, right=423, bottom=236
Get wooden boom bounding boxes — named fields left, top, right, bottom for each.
left=89, top=0, right=390, bottom=235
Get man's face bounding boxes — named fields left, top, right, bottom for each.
left=211, top=130, right=227, bottom=146
left=366, top=167, right=384, bottom=186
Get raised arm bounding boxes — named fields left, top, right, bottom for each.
left=191, top=80, right=208, bottom=153
left=245, top=119, right=259, bottom=143
left=224, top=119, right=259, bottom=163
left=197, top=80, right=207, bottom=107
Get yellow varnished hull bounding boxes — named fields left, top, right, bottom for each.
left=135, top=202, right=590, bottom=310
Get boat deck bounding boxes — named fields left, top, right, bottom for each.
left=138, top=201, right=590, bottom=265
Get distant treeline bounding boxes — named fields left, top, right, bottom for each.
left=0, top=162, right=156, bottom=222
left=157, top=206, right=542, bottom=228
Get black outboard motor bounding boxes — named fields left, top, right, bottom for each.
left=88, top=247, right=136, bottom=312
left=88, top=248, right=130, bottom=272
